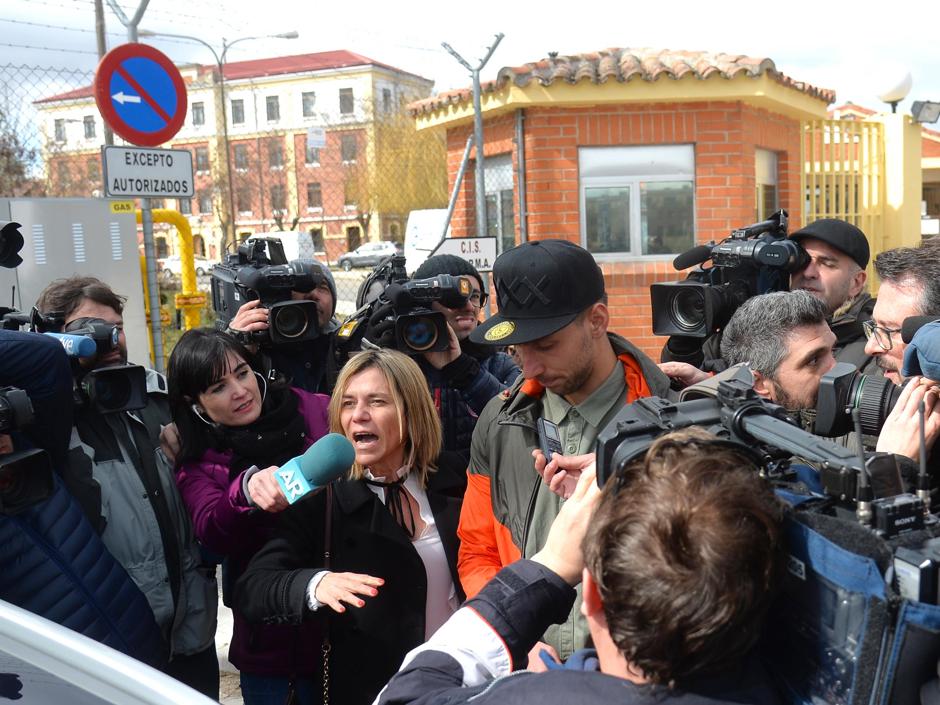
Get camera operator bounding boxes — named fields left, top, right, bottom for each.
left=720, top=290, right=836, bottom=413
left=661, top=218, right=877, bottom=382
left=0, top=329, right=165, bottom=668
left=377, top=429, right=784, bottom=705
left=407, top=255, right=519, bottom=460
left=226, top=257, right=340, bottom=394
left=34, top=276, right=218, bottom=698
left=788, top=219, right=877, bottom=373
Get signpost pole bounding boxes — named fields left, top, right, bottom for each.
left=139, top=197, right=165, bottom=373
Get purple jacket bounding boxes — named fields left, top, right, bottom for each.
left=175, top=388, right=330, bottom=675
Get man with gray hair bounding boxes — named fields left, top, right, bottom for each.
left=720, top=290, right=836, bottom=410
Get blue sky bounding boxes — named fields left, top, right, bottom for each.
left=2, top=0, right=939, bottom=114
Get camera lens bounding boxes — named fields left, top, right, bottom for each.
left=402, top=317, right=438, bottom=351
left=671, top=289, right=706, bottom=333
left=272, top=305, right=309, bottom=339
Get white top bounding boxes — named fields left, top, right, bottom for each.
left=307, top=467, right=459, bottom=638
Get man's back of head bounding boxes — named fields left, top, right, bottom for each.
left=583, top=428, right=784, bottom=685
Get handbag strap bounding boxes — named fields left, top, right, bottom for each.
left=321, top=484, right=333, bottom=705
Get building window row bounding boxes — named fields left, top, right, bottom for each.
left=228, top=88, right=356, bottom=126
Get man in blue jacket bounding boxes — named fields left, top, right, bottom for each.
left=411, top=255, right=520, bottom=462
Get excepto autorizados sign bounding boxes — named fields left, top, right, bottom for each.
left=102, top=145, right=194, bottom=198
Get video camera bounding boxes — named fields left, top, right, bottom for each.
left=210, top=237, right=322, bottom=346
left=652, top=210, right=809, bottom=365
left=0, top=386, right=57, bottom=515
left=29, top=314, right=147, bottom=414
left=336, top=254, right=473, bottom=356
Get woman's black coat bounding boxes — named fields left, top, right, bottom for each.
left=235, top=455, right=465, bottom=705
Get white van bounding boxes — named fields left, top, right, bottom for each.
left=246, top=231, right=321, bottom=263
left=404, top=209, right=450, bottom=275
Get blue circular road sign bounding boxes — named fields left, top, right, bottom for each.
left=94, top=43, right=188, bottom=147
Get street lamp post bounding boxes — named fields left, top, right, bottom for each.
left=138, top=29, right=298, bottom=253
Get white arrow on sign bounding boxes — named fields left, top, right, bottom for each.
left=112, top=92, right=141, bottom=105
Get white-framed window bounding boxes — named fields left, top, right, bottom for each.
left=197, top=191, right=212, bottom=214
left=195, top=147, right=209, bottom=172
left=83, top=115, right=96, bottom=139
left=305, top=145, right=320, bottom=165
left=756, top=149, right=779, bottom=221
left=307, top=182, right=322, bottom=209
left=54, top=119, right=65, bottom=142
left=579, top=144, right=695, bottom=259
left=483, top=154, right=515, bottom=253
left=231, top=99, right=245, bottom=125
left=382, top=88, right=392, bottom=114
left=192, top=101, right=205, bottom=126
left=266, top=96, right=280, bottom=122
left=302, top=91, right=316, bottom=117
left=268, top=139, right=283, bottom=168
left=340, top=134, right=357, bottom=162
left=339, top=88, right=354, bottom=115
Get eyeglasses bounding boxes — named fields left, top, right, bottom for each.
left=862, top=319, right=902, bottom=351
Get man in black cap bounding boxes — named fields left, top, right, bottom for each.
left=410, top=254, right=520, bottom=461
left=456, top=239, right=671, bottom=667
left=788, top=218, right=876, bottom=372
left=662, top=217, right=878, bottom=387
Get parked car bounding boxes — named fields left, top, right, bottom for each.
left=158, top=255, right=213, bottom=279
left=336, top=241, right=403, bottom=271
left=0, top=598, right=214, bottom=704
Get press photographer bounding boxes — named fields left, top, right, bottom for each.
left=212, top=237, right=340, bottom=394
left=33, top=276, right=219, bottom=697
left=337, top=254, right=519, bottom=460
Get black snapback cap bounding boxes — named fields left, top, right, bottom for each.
left=470, top=239, right=605, bottom=346
left=789, top=218, right=870, bottom=269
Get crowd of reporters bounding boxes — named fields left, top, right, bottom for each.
left=3, top=218, right=940, bottom=705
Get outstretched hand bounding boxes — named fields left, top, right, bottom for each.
left=315, top=572, right=385, bottom=614
left=531, top=465, right=601, bottom=585
left=533, top=449, right=596, bottom=500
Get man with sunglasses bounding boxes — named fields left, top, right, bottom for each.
left=410, top=254, right=520, bottom=461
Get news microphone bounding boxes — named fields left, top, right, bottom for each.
left=902, top=316, right=940, bottom=345
left=274, top=433, right=355, bottom=504
left=43, top=332, right=98, bottom=358
left=672, top=244, right=714, bottom=271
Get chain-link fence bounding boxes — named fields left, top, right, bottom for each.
left=1, top=60, right=454, bottom=331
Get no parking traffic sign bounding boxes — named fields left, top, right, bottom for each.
left=94, top=43, right=187, bottom=147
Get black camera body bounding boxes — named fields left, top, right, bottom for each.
left=337, top=254, right=472, bottom=356
left=651, top=210, right=808, bottom=357
left=211, top=238, right=321, bottom=346
left=0, top=387, right=33, bottom=434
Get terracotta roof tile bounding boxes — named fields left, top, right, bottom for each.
left=409, top=47, right=835, bottom=115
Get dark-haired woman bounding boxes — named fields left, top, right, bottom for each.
left=167, top=328, right=330, bottom=704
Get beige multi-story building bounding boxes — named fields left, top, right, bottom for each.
left=35, top=50, right=446, bottom=263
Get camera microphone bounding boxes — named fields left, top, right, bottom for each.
left=273, top=433, right=355, bottom=504
left=672, top=244, right=714, bottom=271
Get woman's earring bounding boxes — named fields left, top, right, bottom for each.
left=254, top=371, right=268, bottom=404
left=191, top=404, right=218, bottom=428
